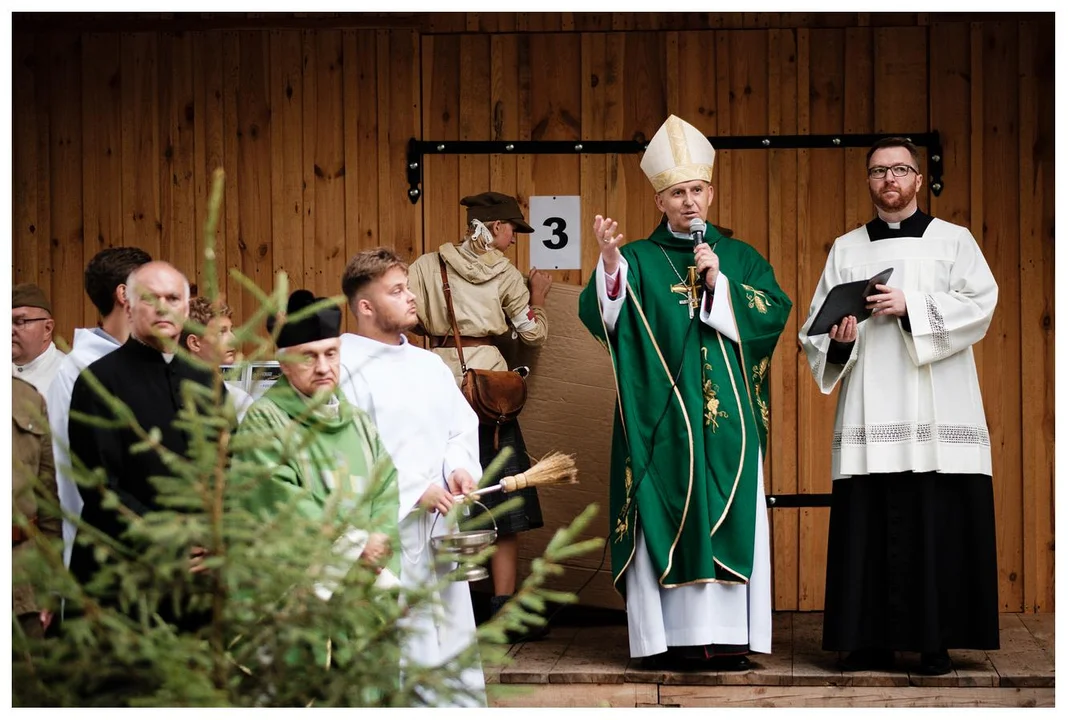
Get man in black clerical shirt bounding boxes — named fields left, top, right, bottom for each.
left=67, top=261, right=222, bottom=628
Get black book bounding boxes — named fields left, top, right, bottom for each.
left=805, top=267, right=894, bottom=336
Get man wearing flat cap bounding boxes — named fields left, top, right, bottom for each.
left=12, top=283, right=66, bottom=394
left=579, top=115, right=792, bottom=670
left=232, top=290, right=400, bottom=584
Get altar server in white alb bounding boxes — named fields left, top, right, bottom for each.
left=337, top=248, right=486, bottom=707
left=47, top=247, right=152, bottom=569
left=799, top=137, right=1000, bottom=677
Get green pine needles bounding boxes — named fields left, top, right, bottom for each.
left=11, top=169, right=602, bottom=707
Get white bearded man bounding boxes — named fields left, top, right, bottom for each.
left=337, top=247, right=486, bottom=707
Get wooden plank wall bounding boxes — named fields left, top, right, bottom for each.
left=10, top=13, right=1054, bottom=613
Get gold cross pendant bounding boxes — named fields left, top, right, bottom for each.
left=670, top=266, right=702, bottom=319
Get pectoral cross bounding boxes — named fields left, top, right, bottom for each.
left=670, top=266, right=702, bottom=319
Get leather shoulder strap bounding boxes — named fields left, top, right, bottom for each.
left=438, top=254, right=467, bottom=372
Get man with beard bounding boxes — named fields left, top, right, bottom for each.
left=337, top=248, right=485, bottom=707
left=799, top=137, right=1000, bottom=675
left=578, top=114, right=792, bottom=671
left=67, top=261, right=220, bottom=629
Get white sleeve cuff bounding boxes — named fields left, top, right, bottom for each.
left=699, top=272, right=739, bottom=342
left=596, top=255, right=629, bottom=334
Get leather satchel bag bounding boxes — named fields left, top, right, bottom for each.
left=438, top=256, right=527, bottom=438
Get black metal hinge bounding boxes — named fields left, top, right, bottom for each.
left=405, top=131, right=944, bottom=204
left=765, top=494, right=833, bottom=508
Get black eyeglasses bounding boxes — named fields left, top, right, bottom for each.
left=868, top=164, right=918, bottom=179
left=12, top=317, right=49, bottom=329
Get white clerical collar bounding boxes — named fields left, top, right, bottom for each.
left=15, top=341, right=57, bottom=372
left=296, top=386, right=340, bottom=418
left=887, top=221, right=902, bottom=229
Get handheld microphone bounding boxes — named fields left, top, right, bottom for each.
left=689, top=218, right=709, bottom=287
left=689, top=217, right=706, bottom=248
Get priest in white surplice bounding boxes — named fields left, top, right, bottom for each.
left=578, top=115, right=792, bottom=671
left=799, top=137, right=1000, bottom=677
left=337, top=247, right=486, bottom=707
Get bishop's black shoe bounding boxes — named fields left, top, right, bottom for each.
left=705, top=654, right=752, bottom=671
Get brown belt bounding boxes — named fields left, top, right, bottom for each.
left=13, top=517, right=36, bottom=546
left=430, top=335, right=493, bottom=349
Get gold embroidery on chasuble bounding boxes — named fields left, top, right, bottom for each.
left=700, top=347, right=729, bottom=431
left=741, top=284, right=770, bottom=314
left=615, top=458, right=634, bottom=543
left=751, top=356, right=771, bottom=432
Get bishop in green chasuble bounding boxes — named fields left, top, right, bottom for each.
left=578, top=115, right=791, bottom=662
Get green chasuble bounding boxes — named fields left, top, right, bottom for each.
left=232, top=375, right=401, bottom=579
left=579, top=221, right=791, bottom=596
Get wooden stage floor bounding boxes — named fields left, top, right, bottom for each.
left=483, top=612, right=1055, bottom=708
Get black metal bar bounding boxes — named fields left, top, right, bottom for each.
left=765, top=494, right=833, bottom=508
left=405, top=131, right=945, bottom=203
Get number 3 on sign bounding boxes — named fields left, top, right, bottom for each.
left=529, top=195, right=581, bottom=270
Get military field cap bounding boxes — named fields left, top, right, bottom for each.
left=460, top=192, right=535, bottom=233
left=640, top=114, right=717, bottom=193
left=12, top=283, right=52, bottom=315
left=267, top=289, right=342, bottom=349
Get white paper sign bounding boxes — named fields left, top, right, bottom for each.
left=528, top=195, right=581, bottom=270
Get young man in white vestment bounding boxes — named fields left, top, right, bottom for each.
left=47, top=246, right=153, bottom=569
left=799, top=137, right=1000, bottom=676
left=337, top=248, right=486, bottom=707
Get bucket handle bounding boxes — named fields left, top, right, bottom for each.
left=429, top=498, right=498, bottom=538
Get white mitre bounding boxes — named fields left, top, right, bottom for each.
left=639, top=114, right=717, bottom=193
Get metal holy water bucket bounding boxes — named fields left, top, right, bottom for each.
left=429, top=500, right=497, bottom=582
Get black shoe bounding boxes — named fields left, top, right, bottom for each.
left=839, top=648, right=895, bottom=671
left=920, top=650, right=952, bottom=676
left=705, top=654, right=752, bottom=671
left=638, top=653, right=671, bottom=670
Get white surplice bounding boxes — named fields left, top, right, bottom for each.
left=597, top=254, right=772, bottom=658
left=338, top=332, right=486, bottom=706
left=13, top=341, right=66, bottom=394
left=798, top=217, right=998, bottom=479
left=46, top=328, right=122, bottom=568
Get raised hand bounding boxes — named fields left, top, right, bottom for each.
left=593, top=215, right=625, bottom=274
left=528, top=268, right=553, bottom=306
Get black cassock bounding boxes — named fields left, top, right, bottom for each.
left=821, top=212, right=1000, bottom=654
left=68, top=338, right=222, bottom=629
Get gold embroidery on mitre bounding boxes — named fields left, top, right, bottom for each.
left=741, top=284, right=769, bottom=314
left=641, top=115, right=717, bottom=192
left=666, top=115, right=693, bottom=166
left=649, top=165, right=713, bottom=194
